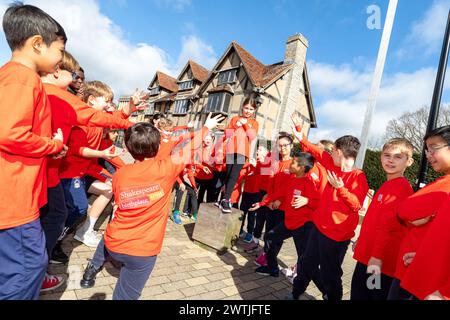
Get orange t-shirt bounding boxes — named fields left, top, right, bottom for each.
left=301, top=139, right=369, bottom=242
left=394, top=174, right=450, bottom=280
left=353, top=177, right=413, bottom=278
left=225, top=116, right=259, bottom=158
left=104, top=127, right=208, bottom=256
left=44, top=83, right=132, bottom=188
left=0, top=62, right=63, bottom=229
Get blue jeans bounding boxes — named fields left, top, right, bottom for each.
left=105, top=246, right=157, bottom=300
left=61, top=178, right=89, bottom=229
left=0, top=219, right=48, bottom=300
left=40, top=184, right=69, bottom=255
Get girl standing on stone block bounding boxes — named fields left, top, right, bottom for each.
left=216, top=96, right=260, bottom=213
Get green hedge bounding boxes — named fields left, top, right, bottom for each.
left=294, top=143, right=442, bottom=191
left=362, top=149, right=443, bottom=191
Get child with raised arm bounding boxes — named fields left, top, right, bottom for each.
left=0, top=3, right=66, bottom=299
left=218, top=96, right=259, bottom=213
left=351, top=138, right=414, bottom=300
left=79, top=114, right=224, bottom=299
left=290, top=113, right=369, bottom=300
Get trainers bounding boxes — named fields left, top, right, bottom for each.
left=243, top=241, right=259, bottom=253
left=255, top=266, right=279, bottom=277
left=243, top=233, right=253, bottom=243
left=170, top=211, right=182, bottom=225
left=41, top=273, right=66, bottom=292
left=214, top=201, right=220, bottom=208
left=74, top=229, right=100, bottom=248
left=219, top=199, right=232, bottom=213
left=80, top=262, right=103, bottom=289
left=181, top=211, right=190, bottom=217
left=190, top=212, right=197, bottom=222
left=49, top=242, right=69, bottom=264
left=254, top=252, right=267, bottom=267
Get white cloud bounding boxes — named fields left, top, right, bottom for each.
left=308, top=63, right=441, bottom=143
left=397, top=0, right=450, bottom=57
left=176, top=35, right=217, bottom=71
left=0, top=0, right=215, bottom=98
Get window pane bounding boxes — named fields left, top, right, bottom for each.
left=222, top=93, right=231, bottom=113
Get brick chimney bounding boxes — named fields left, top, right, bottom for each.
left=276, top=34, right=309, bottom=133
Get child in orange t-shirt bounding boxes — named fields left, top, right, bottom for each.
left=351, top=138, right=414, bottom=300
left=0, top=3, right=66, bottom=300
left=217, top=95, right=259, bottom=213
left=79, top=115, right=223, bottom=299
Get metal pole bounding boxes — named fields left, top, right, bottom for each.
left=416, top=10, right=450, bottom=190
left=356, top=0, right=398, bottom=169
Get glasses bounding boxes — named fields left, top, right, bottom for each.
left=425, top=144, right=449, bottom=155
left=71, top=72, right=81, bottom=81
left=278, top=143, right=292, bottom=149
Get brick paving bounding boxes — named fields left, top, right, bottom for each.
left=40, top=213, right=359, bottom=300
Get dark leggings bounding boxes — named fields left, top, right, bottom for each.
left=196, top=178, right=216, bottom=206
left=223, top=153, right=246, bottom=200
left=173, top=182, right=198, bottom=213
left=253, top=191, right=268, bottom=239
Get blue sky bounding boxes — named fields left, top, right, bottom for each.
left=1, top=0, right=449, bottom=143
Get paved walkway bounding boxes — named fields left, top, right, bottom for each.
left=40, top=214, right=358, bottom=300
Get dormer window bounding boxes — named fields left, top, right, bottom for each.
left=218, top=69, right=237, bottom=85
left=178, top=80, right=194, bottom=91
left=148, top=86, right=160, bottom=96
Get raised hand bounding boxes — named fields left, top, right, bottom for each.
left=205, top=113, right=226, bottom=130
left=327, top=170, right=344, bottom=189
left=291, top=112, right=302, bottom=128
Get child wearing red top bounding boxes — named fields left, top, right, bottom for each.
left=239, top=146, right=269, bottom=244
left=0, top=4, right=66, bottom=300
left=388, top=125, right=450, bottom=300
left=351, top=138, right=414, bottom=300
left=250, top=153, right=320, bottom=277
left=40, top=52, right=135, bottom=274
left=194, top=134, right=216, bottom=207
left=59, top=81, right=126, bottom=248
left=218, top=96, right=259, bottom=213
left=400, top=194, right=450, bottom=300
left=291, top=113, right=369, bottom=301
left=79, top=115, right=223, bottom=300
left=252, top=134, right=294, bottom=267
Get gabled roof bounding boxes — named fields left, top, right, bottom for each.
left=149, top=71, right=178, bottom=93
left=177, top=60, right=210, bottom=83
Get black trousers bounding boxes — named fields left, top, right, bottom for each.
left=173, top=182, right=198, bottom=214
left=387, top=278, right=416, bottom=300
left=350, top=262, right=394, bottom=300
left=196, top=177, right=216, bottom=207
left=211, top=171, right=227, bottom=202
left=265, top=222, right=313, bottom=270
left=223, top=153, right=246, bottom=200
left=253, top=191, right=268, bottom=240
left=293, top=225, right=350, bottom=300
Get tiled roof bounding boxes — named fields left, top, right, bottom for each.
left=189, top=60, right=210, bottom=83
left=232, top=42, right=293, bottom=88
left=156, top=71, right=178, bottom=93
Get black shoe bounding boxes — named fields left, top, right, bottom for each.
left=255, top=266, right=279, bottom=277
left=80, top=262, right=102, bottom=289
left=49, top=242, right=69, bottom=264
left=219, top=200, right=232, bottom=213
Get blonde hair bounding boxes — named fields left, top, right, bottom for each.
left=60, top=51, right=80, bottom=73
left=382, top=138, right=414, bottom=159
left=83, top=81, right=114, bottom=103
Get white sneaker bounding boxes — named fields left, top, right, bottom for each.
left=74, top=229, right=100, bottom=248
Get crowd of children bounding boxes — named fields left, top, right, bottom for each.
left=1, top=3, right=449, bottom=301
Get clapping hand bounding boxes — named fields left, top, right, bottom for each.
left=327, top=170, right=344, bottom=189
